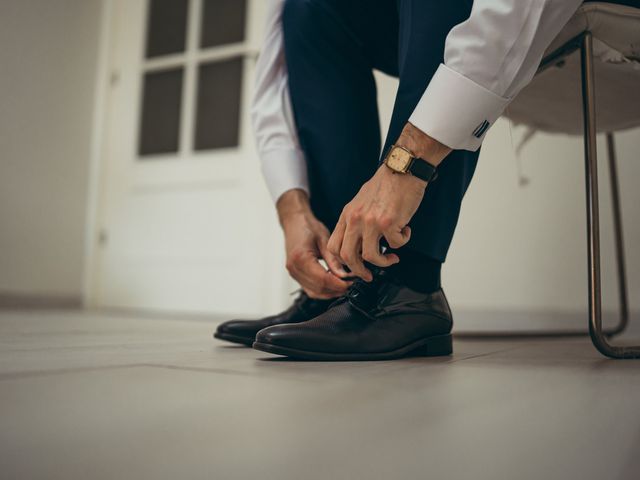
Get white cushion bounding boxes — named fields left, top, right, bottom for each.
left=504, top=2, right=640, bottom=135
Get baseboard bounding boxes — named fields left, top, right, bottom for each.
left=0, top=292, right=83, bottom=310
left=454, top=309, right=640, bottom=336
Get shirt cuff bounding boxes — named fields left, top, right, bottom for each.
left=409, top=64, right=511, bottom=151
left=260, top=148, right=310, bottom=203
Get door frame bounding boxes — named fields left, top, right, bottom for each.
left=83, top=0, right=113, bottom=309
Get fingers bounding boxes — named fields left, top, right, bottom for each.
left=328, top=205, right=411, bottom=280
left=300, top=258, right=352, bottom=298
left=361, top=223, right=399, bottom=268
left=313, top=264, right=353, bottom=293
left=286, top=250, right=351, bottom=299
left=340, top=222, right=372, bottom=282
left=326, top=216, right=346, bottom=264
left=384, top=225, right=412, bottom=249
left=317, top=235, right=349, bottom=278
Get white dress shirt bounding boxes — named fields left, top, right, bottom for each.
left=251, top=0, right=583, bottom=203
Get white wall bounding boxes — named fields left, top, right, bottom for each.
left=446, top=122, right=640, bottom=316
left=0, top=0, right=102, bottom=299
left=375, top=71, right=640, bottom=319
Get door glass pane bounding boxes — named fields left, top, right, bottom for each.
left=145, top=0, right=190, bottom=58
left=200, top=0, right=247, bottom=49
left=194, top=58, right=243, bottom=151
left=194, top=58, right=243, bottom=150
left=139, top=68, right=184, bottom=156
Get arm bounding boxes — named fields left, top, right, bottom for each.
left=328, top=0, right=583, bottom=280
left=251, top=0, right=309, bottom=203
left=252, top=0, right=350, bottom=297
left=409, top=0, right=583, bottom=151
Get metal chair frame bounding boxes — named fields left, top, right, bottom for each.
left=458, top=32, right=638, bottom=358
left=538, top=31, right=639, bottom=358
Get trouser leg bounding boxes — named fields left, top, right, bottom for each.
left=383, top=0, right=479, bottom=262
left=281, top=0, right=398, bottom=231
left=284, top=0, right=478, bottom=266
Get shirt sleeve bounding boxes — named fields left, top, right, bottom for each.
left=251, top=0, right=309, bottom=203
left=409, top=0, right=583, bottom=151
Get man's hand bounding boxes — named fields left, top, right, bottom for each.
left=327, top=123, right=452, bottom=281
left=277, top=189, right=352, bottom=299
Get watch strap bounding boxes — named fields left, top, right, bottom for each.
left=409, top=157, right=438, bottom=182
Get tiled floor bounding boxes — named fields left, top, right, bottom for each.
left=1, top=310, right=639, bottom=480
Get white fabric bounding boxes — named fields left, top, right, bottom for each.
left=411, top=0, right=582, bottom=150
left=251, top=0, right=308, bottom=202
left=252, top=0, right=582, bottom=203
left=408, top=65, right=510, bottom=151
left=505, top=2, right=640, bottom=135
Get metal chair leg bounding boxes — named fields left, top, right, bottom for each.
left=581, top=32, right=640, bottom=358
left=456, top=33, right=636, bottom=351
left=604, top=132, right=630, bottom=337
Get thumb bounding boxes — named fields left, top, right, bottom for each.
left=317, top=236, right=349, bottom=278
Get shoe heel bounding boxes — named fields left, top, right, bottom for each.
left=412, top=334, right=452, bottom=357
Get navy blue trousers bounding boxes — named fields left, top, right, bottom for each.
left=282, top=0, right=478, bottom=262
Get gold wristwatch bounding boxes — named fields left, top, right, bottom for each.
left=383, top=145, right=438, bottom=182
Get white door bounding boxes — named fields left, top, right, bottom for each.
left=89, top=0, right=287, bottom=315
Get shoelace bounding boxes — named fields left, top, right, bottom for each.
left=290, top=289, right=331, bottom=316
left=330, top=268, right=388, bottom=316
left=290, top=289, right=308, bottom=307
left=291, top=266, right=387, bottom=316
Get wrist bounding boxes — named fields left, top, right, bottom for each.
left=396, top=122, right=452, bottom=167
left=276, top=188, right=313, bottom=227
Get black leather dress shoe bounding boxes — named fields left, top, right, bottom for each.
left=253, top=271, right=453, bottom=360
left=214, top=291, right=333, bottom=346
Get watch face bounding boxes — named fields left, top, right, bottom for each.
left=386, top=146, right=412, bottom=172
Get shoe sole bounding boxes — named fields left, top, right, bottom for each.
left=213, top=331, right=254, bottom=347
left=252, top=333, right=452, bottom=361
